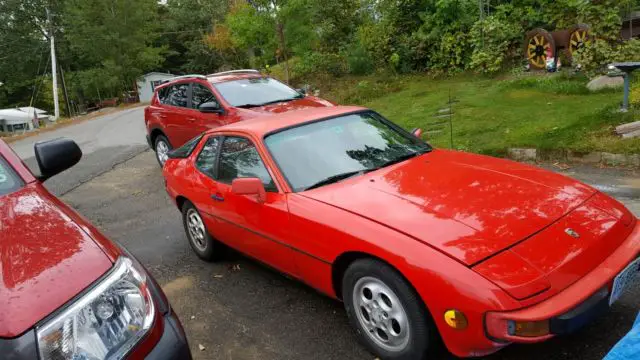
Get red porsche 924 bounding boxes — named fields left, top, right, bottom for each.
left=161, top=105, right=639, bottom=359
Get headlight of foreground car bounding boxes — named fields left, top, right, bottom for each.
left=36, top=257, right=155, bottom=360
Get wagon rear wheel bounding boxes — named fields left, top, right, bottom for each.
left=566, top=24, right=590, bottom=61
left=525, top=28, right=555, bottom=69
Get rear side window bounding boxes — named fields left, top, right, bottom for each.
left=168, top=134, right=203, bottom=159
left=162, top=83, right=189, bottom=107
left=0, top=156, right=24, bottom=197
left=157, top=87, right=170, bottom=103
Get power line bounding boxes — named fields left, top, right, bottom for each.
left=29, top=44, right=48, bottom=108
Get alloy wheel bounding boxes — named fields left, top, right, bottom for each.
left=156, top=140, right=170, bottom=165
left=186, top=208, right=207, bottom=251
left=352, top=276, right=411, bottom=352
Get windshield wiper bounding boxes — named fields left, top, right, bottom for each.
left=368, top=151, right=426, bottom=172
left=236, top=103, right=263, bottom=108
left=258, top=96, right=303, bottom=106
left=304, top=170, right=366, bottom=191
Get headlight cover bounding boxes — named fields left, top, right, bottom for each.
left=37, top=257, right=155, bottom=360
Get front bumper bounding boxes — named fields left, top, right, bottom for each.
left=485, top=219, right=640, bottom=344
left=147, top=310, right=192, bottom=359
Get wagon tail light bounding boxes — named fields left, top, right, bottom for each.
left=485, top=313, right=550, bottom=340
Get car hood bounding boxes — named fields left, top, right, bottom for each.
left=0, top=184, right=112, bottom=338
left=240, top=96, right=334, bottom=114
left=300, top=149, right=596, bottom=266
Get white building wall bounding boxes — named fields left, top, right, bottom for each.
left=137, top=73, right=174, bottom=103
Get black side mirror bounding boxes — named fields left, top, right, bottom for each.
left=199, top=101, right=224, bottom=114
left=295, top=88, right=307, bottom=96
left=34, top=138, right=82, bottom=181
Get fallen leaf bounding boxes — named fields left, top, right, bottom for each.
left=198, top=344, right=206, bottom=351
left=214, top=274, right=223, bottom=278
left=190, top=315, right=195, bottom=320
left=553, top=162, right=571, bottom=170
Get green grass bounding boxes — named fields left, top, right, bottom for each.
left=298, top=72, right=640, bottom=155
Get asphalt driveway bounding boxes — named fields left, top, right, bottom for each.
left=9, top=108, right=640, bottom=359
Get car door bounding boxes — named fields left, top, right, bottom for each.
left=190, top=134, right=297, bottom=276
left=190, top=83, right=226, bottom=133
left=162, top=82, right=192, bottom=147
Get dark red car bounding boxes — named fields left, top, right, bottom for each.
left=144, top=69, right=334, bottom=166
left=162, top=106, right=639, bottom=359
left=0, top=138, right=191, bottom=359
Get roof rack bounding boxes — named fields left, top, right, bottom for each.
left=207, top=69, right=261, bottom=77
left=169, top=74, right=207, bottom=81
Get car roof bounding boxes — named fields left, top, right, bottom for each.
left=207, top=73, right=265, bottom=84
left=207, top=105, right=369, bottom=137
left=155, top=73, right=268, bottom=91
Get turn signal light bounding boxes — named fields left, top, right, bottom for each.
left=508, top=320, right=550, bottom=337
left=444, top=310, right=468, bottom=330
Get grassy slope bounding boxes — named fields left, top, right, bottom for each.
left=292, top=72, right=640, bottom=156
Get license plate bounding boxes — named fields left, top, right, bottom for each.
left=610, top=257, right=640, bottom=306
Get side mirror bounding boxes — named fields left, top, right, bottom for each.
left=295, top=88, right=306, bottom=96
left=34, top=138, right=82, bottom=181
left=199, top=101, right=224, bottom=114
left=231, top=177, right=266, bottom=203
left=411, top=128, right=423, bottom=138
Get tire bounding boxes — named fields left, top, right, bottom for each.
left=154, top=134, right=172, bottom=167
left=342, top=259, right=438, bottom=360
left=181, top=201, right=224, bottom=261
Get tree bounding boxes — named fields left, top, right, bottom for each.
left=62, top=0, right=164, bottom=98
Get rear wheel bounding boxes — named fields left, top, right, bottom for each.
left=181, top=201, right=224, bottom=261
left=342, top=259, right=438, bottom=360
left=154, top=134, right=172, bottom=166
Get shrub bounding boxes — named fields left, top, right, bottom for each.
left=345, top=45, right=375, bottom=75
left=293, top=52, right=347, bottom=77
left=574, top=39, right=640, bottom=77
left=468, top=15, right=521, bottom=74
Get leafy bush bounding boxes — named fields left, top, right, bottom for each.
left=292, top=52, right=347, bottom=77
left=574, top=39, right=640, bottom=77
left=468, top=14, right=521, bottom=74
left=345, top=44, right=375, bottom=75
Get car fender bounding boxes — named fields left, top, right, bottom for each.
left=286, top=193, right=520, bottom=357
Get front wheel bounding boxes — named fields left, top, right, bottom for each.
left=342, top=259, right=438, bottom=360
left=154, top=135, right=172, bottom=167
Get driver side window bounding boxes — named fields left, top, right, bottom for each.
left=217, top=137, right=277, bottom=192
left=191, top=83, right=218, bottom=110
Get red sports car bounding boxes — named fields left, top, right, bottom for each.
left=162, top=106, right=640, bottom=359
left=0, top=138, right=191, bottom=359
left=144, top=69, right=334, bottom=166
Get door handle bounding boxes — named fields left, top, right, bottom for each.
left=187, top=117, right=197, bottom=122
left=158, top=114, right=167, bottom=118
left=211, top=193, right=224, bottom=202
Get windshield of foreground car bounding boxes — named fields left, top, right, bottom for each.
left=0, top=155, right=24, bottom=197
left=265, top=111, right=431, bottom=192
left=213, top=77, right=302, bottom=108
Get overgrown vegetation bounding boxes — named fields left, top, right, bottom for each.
left=290, top=72, right=640, bottom=155
left=1, top=0, right=639, bottom=116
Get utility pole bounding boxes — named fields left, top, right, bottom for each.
left=46, top=8, right=59, bottom=120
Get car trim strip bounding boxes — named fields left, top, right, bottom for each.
left=200, top=210, right=332, bottom=265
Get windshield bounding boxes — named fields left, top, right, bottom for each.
left=0, top=155, right=24, bottom=197
left=265, top=111, right=431, bottom=192
left=213, top=78, right=301, bottom=107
